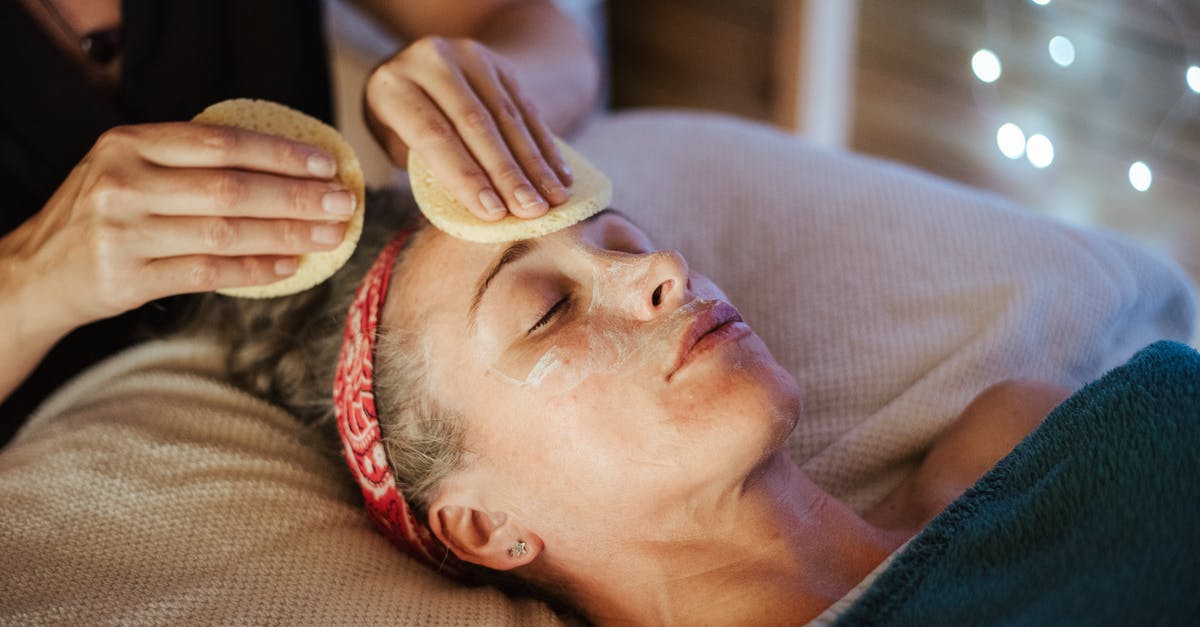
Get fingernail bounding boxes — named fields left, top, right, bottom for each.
left=479, top=189, right=506, bottom=218
left=541, top=178, right=568, bottom=203
left=514, top=185, right=547, bottom=211
left=274, top=258, right=298, bottom=276
left=307, top=153, right=337, bottom=178
left=311, top=223, right=344, bottom=245
left=557, top=162, right=573, bottom=184
left=322, top=190, right=356, bottom=216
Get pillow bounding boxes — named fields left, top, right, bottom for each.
left=0, top=340, right=561, bottom=624
left=573, top=111, right=1195, bottom=509
left=1, top=111, right=1193, bottom=622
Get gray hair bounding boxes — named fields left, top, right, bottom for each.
left=184, top=191, right=462, bottom=515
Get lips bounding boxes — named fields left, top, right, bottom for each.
left=666, top=300, right=746, bottom=381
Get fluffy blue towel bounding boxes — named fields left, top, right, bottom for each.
left=836, top=341, right=1200, bottom=626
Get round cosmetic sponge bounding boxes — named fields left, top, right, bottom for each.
left=193, top=99, right=365, bottom=298
left=409, top=138, right=611, bottom=243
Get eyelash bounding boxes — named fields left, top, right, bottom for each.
left=528, top=295, right=571, bottom=334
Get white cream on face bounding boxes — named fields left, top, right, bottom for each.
left=481, top=217, right=714, bottom=393
left=495, top=299, right=715, bottom=394
left=524, top=346, right=565, bottom=386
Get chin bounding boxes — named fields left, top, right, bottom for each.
left=681, top=339, right=802, bottom=469
left=729, top=333, right=802, bottom=453
left=747, top=357, right=803, bottom=456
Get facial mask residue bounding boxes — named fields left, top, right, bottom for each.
left=492, top=240, right=704, bottom=391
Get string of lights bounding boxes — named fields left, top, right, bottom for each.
left=971, top=0, right=1198, bottom=194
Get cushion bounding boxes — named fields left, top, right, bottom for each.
left=574, top=111, right=1196, bottom=509
left=1, top=111, right=1193, bottom=623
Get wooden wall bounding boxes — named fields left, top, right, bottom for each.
left=607, top=0, right=1200, bottom=282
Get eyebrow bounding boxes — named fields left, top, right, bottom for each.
left=467, top=208, right=619, bottom=327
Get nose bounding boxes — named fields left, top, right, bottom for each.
left=630, top=249, right=690, bottom=321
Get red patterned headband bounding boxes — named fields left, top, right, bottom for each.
left=333, top=230, right=467, bottom=579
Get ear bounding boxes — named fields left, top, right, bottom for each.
left=427, top=496, right=542, bottom=571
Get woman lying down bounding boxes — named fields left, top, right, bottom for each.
left=195, top=196, right=1200, bottom=626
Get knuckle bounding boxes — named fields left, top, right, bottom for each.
left=494, top=163, right=528, bottom=185
left=288, top=182, right=313, bottom=216
left=416, top=116, right=456, bottom=147
left=201, top=217, right=237, bottom=252
left=460, top=107, right=493, bottom=134
left=457, top=166, right=491, bottom=189
left=208, top=172, right=247, bottom=210
left=409, top=36, right=445, bottom=61
left=460, top=39, right=486, bottom=59
left=201, top=126, right=240, bottom=154
left=367, top=60, right=404, bottom=92
left=94, top=125, right=137, bottom=153
left=241, top=257, right=271, bottom=285
left=276, top=141, right=310, bottom=171
left=187, top=258, right=221, bottom=291
left=276, top=219, right=303, bottom=251
left=520, top=158, right=555, bottom=183
left=495, top=99, right=522, bottom=126
left=84, top=171, right=129, bottom=216
left=426, top=35, right=450, bottom=54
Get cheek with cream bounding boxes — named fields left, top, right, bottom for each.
left=489, top=309, right=659, bottom=391
left=486, top=238, right=667, bottom=391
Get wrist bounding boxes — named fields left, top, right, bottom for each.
left=0, top=225, right=80, bottom=346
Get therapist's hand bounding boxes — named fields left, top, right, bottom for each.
left=0, top=122, right=356, bottom=331
left=364, top=36, right=573, bottom=221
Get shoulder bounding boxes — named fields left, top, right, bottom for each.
left=867, top=379, right=1072, bottom=532
left=926, top=379, right=1072, bottom=481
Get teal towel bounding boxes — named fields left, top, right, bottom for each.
left=836, top=341, right=1200, bottom=626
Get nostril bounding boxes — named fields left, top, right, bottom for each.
left=652, top=283, right=665, bottom=307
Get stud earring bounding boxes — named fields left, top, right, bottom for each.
left=508, top=539, right=528, bottom=558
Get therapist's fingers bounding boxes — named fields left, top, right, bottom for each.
left=463, top=57, right=570, bottom=209
left=369, top=73, right=508, bottom=221
left=141, top=254, right=300, bottom=296
left=495, top=64, right=572, bottom=188
left=411, top=53, right=552, bottom=219
left=132, top=215, right=348, bottom=258
left=365, top=37, right=576, bottom=221
left=101, top=122, right=339, bottom=180
left=135, top=166, right=357, bottom=221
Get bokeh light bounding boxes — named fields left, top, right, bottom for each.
left=996, top=123, right=1026, bottom=159
left=972, top=49, right=1002, bottom=83
left=1187, top=66, right=1200, bottom=94
left=1128, top=161, right=1152, bottom=192
left=1048, top=36, right=1075, bottom=67
left=1026, top=134, right=1054, bottom=168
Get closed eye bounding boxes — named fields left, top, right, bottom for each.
left=528, top=295, right=571, bottom=334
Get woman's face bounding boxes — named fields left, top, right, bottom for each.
left=385, top=210, right=800, bottom=556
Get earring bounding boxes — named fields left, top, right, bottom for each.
left=508, top=539, right=528, bottom=558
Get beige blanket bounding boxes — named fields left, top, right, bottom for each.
left=3, top=339, right=562, bottom=624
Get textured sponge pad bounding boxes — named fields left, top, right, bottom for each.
left=409, top=138, right=611, bottom=243
left=193, top=99, right=365, bottom=298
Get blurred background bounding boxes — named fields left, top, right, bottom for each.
left=606, top=0, right=1199, bottom=293
left=329, top=0, right=1199, bottom=294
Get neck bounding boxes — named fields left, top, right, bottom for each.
left=569, top=452, right=907, bottom=625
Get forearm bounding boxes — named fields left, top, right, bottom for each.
left=474, top=2, right=600, bottom=135
left=0, top=228, right=76, bottom=404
